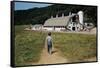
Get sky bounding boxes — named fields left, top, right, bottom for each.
left=15, top=2, right=52, bottom=10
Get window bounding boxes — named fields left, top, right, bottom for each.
left=68, top=26, right=71, bottom=28
left=87, top=24, right=90, bottom=26
left=72, top=16, right=76, bottom=22
left=72, top=15, right=79, bottom=22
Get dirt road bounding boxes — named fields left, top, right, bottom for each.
left=37, top=47, right=67, bottom=64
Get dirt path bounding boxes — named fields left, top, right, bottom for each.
left=37, top=47, right=67, bottom=64
left=32, top=47, right=96, bottom=65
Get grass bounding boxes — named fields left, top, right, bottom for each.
left=15, top=25, right=46, bottom=66
left=15, top=25, right=97, bottom=66
left=52, top=32, right=96, bottom=62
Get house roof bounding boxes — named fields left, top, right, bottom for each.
left=44, top=16, right=72, bottom=27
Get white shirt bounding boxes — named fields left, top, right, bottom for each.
left=46, top=36, right=52, bottom=45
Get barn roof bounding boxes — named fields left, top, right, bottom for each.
left=44, top=16, right=72, bottom=27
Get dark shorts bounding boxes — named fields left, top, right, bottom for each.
left=47, top=44, right=52, bottom=53
left=48, top=44, right=52, bottom=48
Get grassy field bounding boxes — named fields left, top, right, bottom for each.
left=15, top=25, right=46, bottom=66
left=52, top=32, right=96, bottom=62
left=15, top=25, right=97, bottom=66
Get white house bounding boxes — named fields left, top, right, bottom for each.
left=32, top=24, right=43, bottom=30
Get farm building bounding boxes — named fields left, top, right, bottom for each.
left=31, top=11, right=94, bottom=31
left=43, top=11, right=84, bottom=31
left=32, top=24, right=43, bottom=30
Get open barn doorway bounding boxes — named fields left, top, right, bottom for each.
left=72, top=27, right=75, bottom=31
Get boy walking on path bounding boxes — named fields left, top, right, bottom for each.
left=46, top=32, right=53, bottom=55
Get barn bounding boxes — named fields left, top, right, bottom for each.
left=43, top=11, right=84, bottom=31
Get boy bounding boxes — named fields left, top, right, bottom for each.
left=46, top=32, right=52, bottom=55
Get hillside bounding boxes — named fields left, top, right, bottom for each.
left=14, top=4, right=97, bottom=26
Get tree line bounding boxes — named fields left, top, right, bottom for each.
left=14, top=4, right=97, bottom=27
